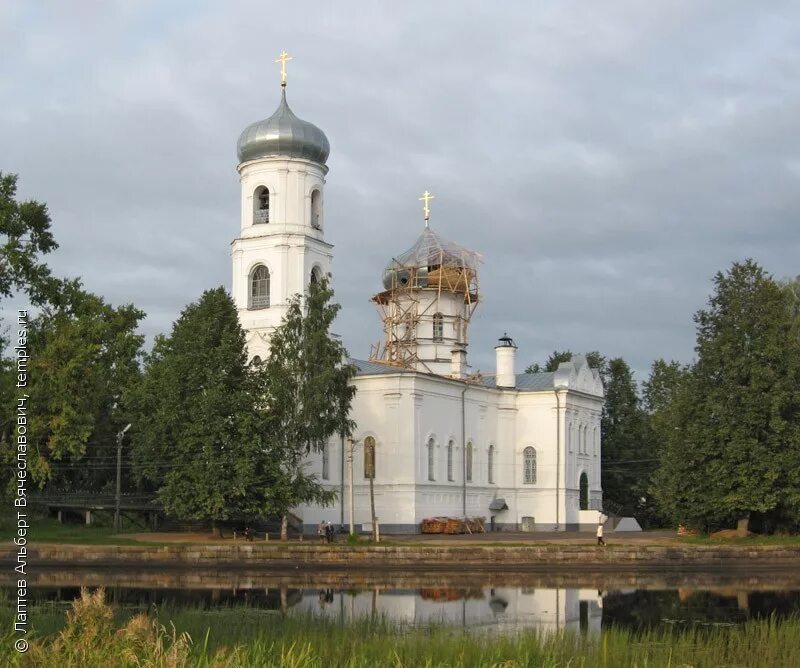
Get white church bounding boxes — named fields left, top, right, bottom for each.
left=230, top=59, right=605, bottom=533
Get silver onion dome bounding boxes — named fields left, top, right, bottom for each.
left=237, top=89, right=330, bottom=165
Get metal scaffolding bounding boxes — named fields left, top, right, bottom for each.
left=370, top=227, right=481, bottom=372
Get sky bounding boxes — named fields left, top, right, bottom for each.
left=1, top=1, right=798, bottom=379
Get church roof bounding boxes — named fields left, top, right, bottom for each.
left=478, top=372, right=555, bottom=391
left=350, top=358, right=401, bottom=376
left=380, top=227, right=481, bottom=292
left=237, top=88, right=330, bottom=165
left=350, top=358, right=557, bottom=392
left=389, top=227, right=481, bottom=274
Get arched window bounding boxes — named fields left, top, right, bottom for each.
left=466, top=441, right=473, bottom=482
left=447, top=440, right=454, bottom=481
left=427, top=438, right=435, bottom=481
left=582, top=426, right=587, bottom=454
left=310, top=189, right=322, bottom=229
left=254, top=186, right=269, bottom=224
left=579, top=471, right=589, bottom=510
left=488, top=444, right=495, bottom=484
left=310, top=266, right=322, bottom=286
left=249, top=265, right=270, bottom=309
left=432, top=313, right=444, bottom=342
left=322, top=442, right=330, bottom=481
left=364, top=436, right=375, bottom=479
left=567, top=422, right=573, bottom=453
left=250, top=355, right=262, bottom=366
left=523, top=447, right=537, bottom=485
left=593, top=427, right=598, bottom=457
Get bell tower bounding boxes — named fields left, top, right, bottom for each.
left=231, top=52, right=332, bottom=361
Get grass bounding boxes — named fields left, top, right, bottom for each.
left=0, top=516, right=156, bottom=546
left=2, top=589, right=800, bottom=667
left=4, top=513, right=800, bottom=549
left=677, top=534, right=800, bottom=546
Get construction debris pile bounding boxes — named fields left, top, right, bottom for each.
left=420, top=516, right=485, bottom=534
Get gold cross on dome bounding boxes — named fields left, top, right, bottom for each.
left=275, top=50, right=293, bottom=87
left=419, top=190, right=435, bottom=227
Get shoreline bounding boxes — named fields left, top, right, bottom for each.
left=4, top=541, right=800, bottom=571
left=4, top=563, right=800, bottom=592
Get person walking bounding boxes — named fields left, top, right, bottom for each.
left=596, top=520, right=606, bottom=546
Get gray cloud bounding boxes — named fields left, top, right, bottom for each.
left=1, top=1, right=798, bottom=380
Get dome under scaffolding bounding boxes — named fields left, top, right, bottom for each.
left=376, top=227, right=481, bottom=301
left=370, top=226, right=482, bottom=373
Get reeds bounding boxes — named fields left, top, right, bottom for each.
left=2, top=588, right=799, bottom=667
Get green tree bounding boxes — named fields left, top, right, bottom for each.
left=783, top=275, right=800, bottom=323
left=642, top=360, right=688, bottom=415
left=525, top=350, right=572, bottom=373
left=640, top=359, right=689, bottom=527
left=259, top=277, right=356, bottom=539
left=525, top=350, right=606, bottom=374
left=129, top=288, right=275, bottom=533
left=653, top=261, right=800, bottom=531
left=0, top=172, right=63, bottom=305
left=600, top=357, right=651, bottom=519
left=2, top=282, right=144, bottom=493
left=0, top=172, right=66, bottom=499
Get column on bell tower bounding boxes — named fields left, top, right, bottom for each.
left=230, top=52, right=332, bottom=362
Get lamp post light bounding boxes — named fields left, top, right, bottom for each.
left=346, top=438, right=361, bottom=536
left=114, top=423, right=132, bottom=533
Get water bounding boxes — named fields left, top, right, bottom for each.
left=6, top=568, right=800, bottom=634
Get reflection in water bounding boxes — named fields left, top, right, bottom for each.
left=287, top=586, right=604, bottom=634
left=12, top=583, right=800, bottom=635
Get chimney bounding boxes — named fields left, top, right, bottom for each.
left=450, top=344, right=467, bottom=379
left=495, top=333, right=517, bottom=388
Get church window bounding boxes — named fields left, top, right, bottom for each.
left=488, top=444, right=495, bottom=484
left=254, top=186, right=269, bottom=224
left=364, top=436, right=376, bottom=479
left=593, top=427, right=598, bottom=457
left=579, top=471, right=589, bottom=510
left=582, top=426, right=587, bottom=454
left=427, top=438, right=435, bottom=481
left=466, top=441, right=473, bottom=482
left=433, top=313, right=444, bottom=342
left=322, top=442, right=330, bottom=480
left=523, top=447, right=537, bottom=485
left=249, top=265, right=270, bottom=309
left=310, top=189, right=322, bottom=229
left=250, top=355, right=262, bottom=366
left=447, top=440, right=454, bottom=481
left=567, top=422, right=573, bottom=453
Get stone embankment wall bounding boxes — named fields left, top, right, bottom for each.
left=3, top=543, right=800, bottom=570
left=4, top=564, right=800, bottom=593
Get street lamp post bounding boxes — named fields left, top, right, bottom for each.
left=114, top=423, right=132, bottom=533
left=346, top=438, right=360, bottom=536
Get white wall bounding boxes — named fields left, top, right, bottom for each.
left=232, top=156, right=333, bottom=361
left=298, top=367, right=603, bottom=532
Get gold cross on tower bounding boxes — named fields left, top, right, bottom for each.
left=419, top=190, right=435, bottom=227
left=275, top=50, right=293, bottom=87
